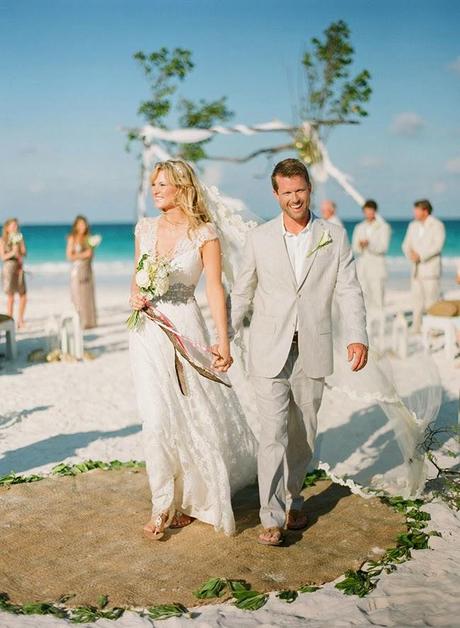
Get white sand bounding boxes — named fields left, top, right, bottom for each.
left=0, top=274, right=459, bottom=627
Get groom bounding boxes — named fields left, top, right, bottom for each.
left=231, top=158, right=368, bottom=546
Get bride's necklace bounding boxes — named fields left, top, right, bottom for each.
left=161, top=213, right=187, bottom=229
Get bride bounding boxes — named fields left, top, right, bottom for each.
left=128, top=159, right=257, bottom=539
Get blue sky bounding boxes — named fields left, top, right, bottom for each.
left=1, top=0, right=459, bottom=223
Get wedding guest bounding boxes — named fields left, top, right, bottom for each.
left=320, top=199, right=343, bottom=227
left=402, top=199, right=446, bottom=333
left=66, top=215, right=97, bottom=329
left=352, top=199, right=391, bottom=313
left=0, top=218, right=27, bottom=328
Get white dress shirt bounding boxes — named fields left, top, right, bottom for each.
left=282, top=213, right=315, bottom=333
left=282, top=212, right=315, bottom=284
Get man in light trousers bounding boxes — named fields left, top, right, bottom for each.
left=231, top=158, right=368, bottom=546
left=402, top=199, right=446, bottom=333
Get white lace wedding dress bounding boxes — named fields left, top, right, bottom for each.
left=128, top=217, right=257, bottom=535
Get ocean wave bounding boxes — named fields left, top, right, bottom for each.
left=23, top=256, right=459, bottom=276
left=386, top=256, right=459, bottom=270
left=24, top=260, right=133, bottom=277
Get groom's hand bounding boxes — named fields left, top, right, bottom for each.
left=347, top=343, right=368, bottom=372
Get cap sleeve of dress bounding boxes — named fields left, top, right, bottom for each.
left=134, top=216, right=149, bottom=239
left=195, top=222, right=219, bottom=249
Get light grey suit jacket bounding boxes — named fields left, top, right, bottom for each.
left=231, top=214, right=368, bottom=379
left=401, top=216, right=446, bottom=279
left=352, top=217, right=391, bottom=279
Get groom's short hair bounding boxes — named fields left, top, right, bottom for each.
left=271, top=158, right=311, bottom=192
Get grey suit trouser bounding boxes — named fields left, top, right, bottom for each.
left=411, top=277, right=440, bottom=333
left=251, top=338, right=325, bottom=528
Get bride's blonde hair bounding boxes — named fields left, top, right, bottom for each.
left=150, top=160, right=212, bottom=230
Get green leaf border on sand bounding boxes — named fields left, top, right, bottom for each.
left=0, top=462, right=439, bottom=620
left=334, top=496, right=441, bottom=597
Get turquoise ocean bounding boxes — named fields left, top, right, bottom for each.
left=19, top=219, right=459, bottom=285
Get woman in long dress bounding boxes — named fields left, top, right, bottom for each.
left=66, top=215, right=97, bottom=329
left=128, top=160, right=257, bottom=539
left=0, top=218, right=27, bottom=328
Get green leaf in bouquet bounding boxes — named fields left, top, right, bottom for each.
left=233, top=589, right=268, bottom=611
left=147, top=602, right=188, bottom=620
left=126, top=309, right=142, bottom=331
left=193, top=577, right=227, bottom=599
left=136, top=253, right=148, bottom=271
left=276, top=589, right=298, bottom=603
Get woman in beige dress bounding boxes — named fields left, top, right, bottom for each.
left=0, top=218, right=27, bottom=328
left=66, top=215, right=97, bottom=329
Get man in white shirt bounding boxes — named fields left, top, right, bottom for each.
left=402, top=199, right=446, bottom=332
left=231, top=158, right=367, bottom=546
left=352, top=199, right=391, bottom=313
left=320, top=199, right=343, bottom=228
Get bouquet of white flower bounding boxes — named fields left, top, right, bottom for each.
left=127, top=253, right=173, bottom=330
left=9, top=232, right=23, bottom=246
left=87, top=234, right=102, bottom=248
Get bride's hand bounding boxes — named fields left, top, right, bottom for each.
left=211, top=341, right=233, bottom=372
left=130, top=292, right=148, bottom=311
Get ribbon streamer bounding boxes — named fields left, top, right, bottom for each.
left=143, top=305, right=231, bottom=395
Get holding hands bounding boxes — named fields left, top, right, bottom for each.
left=211, top=341, right=233, bottom=373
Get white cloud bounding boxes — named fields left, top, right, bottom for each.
left=18, top=145, right=39, bottom=158
left=433, top=180, right=447, bottom=194
left=202, top=162, right=223, bottom=187
left=28, top=181, right=46, bottom=194
left=390, top=112, right=425, bottom=136
left=448, top=56, right=460, bottom=74
left=446, top=157, right=460, bottom=174
left=358, top=155, right=385, bottom=169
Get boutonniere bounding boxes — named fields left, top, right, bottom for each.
left=307, top=229, right=333, bottom=257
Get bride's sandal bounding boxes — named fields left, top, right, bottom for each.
left=169, top=511, right=195, bottom=529
left=143, top=512, right=170, bottom=540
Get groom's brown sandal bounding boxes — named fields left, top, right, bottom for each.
left=286, top=510, right=308, bottom=530
left=258, top=527, right=284, bottom=546
left=170, top=511, right=195, bottom=529
left=143, top=511, right=170, bottom=540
